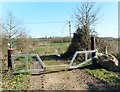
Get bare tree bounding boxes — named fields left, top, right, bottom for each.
left=1, top=12, right=25, bottom=49
left=74, top=2, right=100, bottom=30
left=63, top=2, right=100, bottom=58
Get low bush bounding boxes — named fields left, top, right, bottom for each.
left=51, top=37, right=72, bottom=43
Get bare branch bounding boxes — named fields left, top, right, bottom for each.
left=0, top=24, right=9, bottom=34
left=74, top=2, right=100, bottom=29
left=1, top=12, right=25, bottom=49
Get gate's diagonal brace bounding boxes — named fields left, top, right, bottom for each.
left=69, top=50, right=98, bottom=69
left=11, top=54, right=45, bottom=74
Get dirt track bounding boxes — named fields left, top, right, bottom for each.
left=28, top=51, right=118, bottom=90
left=28, top=68, right=116, bottom=90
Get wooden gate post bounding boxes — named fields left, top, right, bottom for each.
left=91, top=36, right=97, bottom=65
left=91, top=36, right=95, bottom=53
left=105, top=46, right=108, bottom=54
left=8, top=49, right=14, bottom=70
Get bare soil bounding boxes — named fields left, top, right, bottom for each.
left=28, top=51, right=118, bottom=90
left=28, top=68, right=117, bottom=90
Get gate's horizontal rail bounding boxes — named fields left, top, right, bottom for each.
left=11, top=50, right=98, bottom=74
left=11, top=54, right=38, bottom=57
left=76, top=50, right=97, bottom=54
left=13, top=69, right=45, bottom=74
left=46, top=64, right=69, bottom=67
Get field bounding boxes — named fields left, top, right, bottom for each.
left=2, top=41, right=120, bottom=90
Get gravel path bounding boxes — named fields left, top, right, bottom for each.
left=28, top=68, right=116, bottom=90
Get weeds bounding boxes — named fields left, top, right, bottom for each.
left=81, top=59, right=120, bottom=88
left=2, top=42, right=120, bottom=90
left=2, top=68, right=30, bottom=90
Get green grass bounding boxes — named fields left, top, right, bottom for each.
left=44, top=60, right=60, bottom=66
left=85, top=67, right=120, bottom=87
left=107, top=40, right=118, bottom=45
left=2, top=42, right=70, bottom=90
left=2, top=57, right=32, bottom=90
left=13, top=57, right=33, bottom=71
left=30, top=42, right=70, bottom=55
left=2, top=70, right=31, bottom=90
left=80, top=59, right=120, bottom=88
left=2, top=41, right=120, bottom=90
left=30, top=46, right=47, bottom=55
left=72, top=55, right=120, bottom=88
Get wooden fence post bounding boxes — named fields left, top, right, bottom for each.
left=91, top=36, right=97, bottom=65
left=116, top=38, right=120, bottom=71
left=105, top=46, right=107, bottom=54
left=91, top=36, right=95, bottom=54
left=8, top=49, right=14, bottom=70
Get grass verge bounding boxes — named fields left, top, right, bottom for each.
left=2, top=69, right=31, bottom=90
left=79, top=59, right=120, bottom=88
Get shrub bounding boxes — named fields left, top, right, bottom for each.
left=62, top=27, right=91, bottom=58
left=51, top=37, right=72, bottom=43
